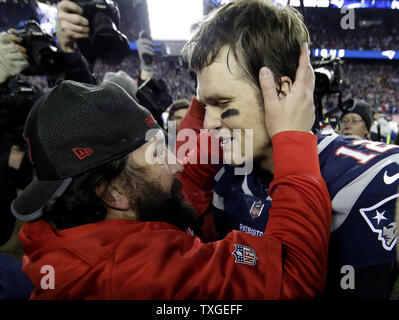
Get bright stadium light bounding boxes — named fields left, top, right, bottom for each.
left=147, top=0, right=203, bottom=41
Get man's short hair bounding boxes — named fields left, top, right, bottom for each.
left=182, top=0, right=310, bottom=89
left=168, top=99, right=190, bottom=122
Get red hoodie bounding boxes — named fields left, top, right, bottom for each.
left=19, top=131, right=331, bottom=299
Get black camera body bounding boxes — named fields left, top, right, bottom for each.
left=313, top=56, right=343, bottom=97
left=136, top=78, right=173, bottom=127
left=0, top=78, right=42, bottom=146
left=0, top=78, right=41, bottom=110
left=12, top=20, right=65, bottom=77
left=311, top=56, right=345, bottom=131
left=74, top=0, right=130, bottom=64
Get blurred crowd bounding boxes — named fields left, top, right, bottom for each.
left=22, top=56, right=398, bottom=119
left=307, top=10, right=399, bottom=50
left=341, top=62, right=399, bottom=114
left=93, top=57, right=196, bottom=101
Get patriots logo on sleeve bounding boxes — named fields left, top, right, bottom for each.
left=360, top=193, right=399, bottom=251
left=232, top=244, right=258, bottom=266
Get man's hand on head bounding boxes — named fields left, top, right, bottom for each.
left=259, top=43, right=315, bottom=138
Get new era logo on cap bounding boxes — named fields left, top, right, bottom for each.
left=24, top=135, right=34, bottom=164
left=145, top=115, right=156, bottom=128
left=72, top=148, right=94, bottom=160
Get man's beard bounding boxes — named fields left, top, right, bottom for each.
left=130, top=177, right=197, bottom=230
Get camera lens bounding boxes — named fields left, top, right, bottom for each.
left=32, top=43, right=65, bottom=76
left=91, top=13, right=130, bottom=64
left=315, top=72, right=330, bottom=94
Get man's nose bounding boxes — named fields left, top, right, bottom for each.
left=204, top=106, right=222, bottom=130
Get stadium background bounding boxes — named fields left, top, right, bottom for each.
left=0, top=0, right=398, bottom=299
left=1, top=0, right=398, bottom=128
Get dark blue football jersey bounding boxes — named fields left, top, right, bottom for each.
left=213, top=132, right=399, bottom=270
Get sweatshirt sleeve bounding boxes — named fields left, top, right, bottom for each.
left=264, top=131, right=331, bottom=298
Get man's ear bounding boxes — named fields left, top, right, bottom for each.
left=277, top=76, right=293, bottom=99
left=94, top=184, right=130, bottom=211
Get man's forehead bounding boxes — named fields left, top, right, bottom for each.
left=196, top=47, right=244, bottom=104
left=200, top=46, right=243, bottom=74
left=214, top=45, right=241, bottom=67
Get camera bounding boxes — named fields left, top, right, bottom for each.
left=311, top=56, right=345, bottom=131
left=313, top=56, right=344, bottom=97
left=74, top=0, right=130, bottom=64
left=0, top=78, right=42, bottom=146
left=0, top=78, right=41, bottom=110
left=12, top=20, right=66, bottom=77
left=136, top=78, right=173, bottom=127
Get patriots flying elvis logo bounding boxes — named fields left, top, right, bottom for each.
left=360, top=193, right=399, bottom=251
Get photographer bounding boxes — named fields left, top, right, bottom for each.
left=338, top=99, right=373, bottom=140
left=56, top=1, right=171, bottom=127
left=0, top=30, right=31, bottom=244
left=6, top=18, right=95, bottom=86
left=57, top=0, right=149, bottom=78
left=0, top=31, right=35, bottom=299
